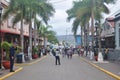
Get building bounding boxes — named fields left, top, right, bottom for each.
left=0, top=0, right=43, bottom=54
left=101, top=14, right=120, bottom=61
left=101, top=18, right=115, bottom=48
left=1, top=0, right=30, bottom=53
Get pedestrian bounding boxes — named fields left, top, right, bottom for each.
left=3, top=49, right=6, bottom=60
left=38, top=48, right=41, bottom=57
left=9, top=42, right=17, bottom=72
left=55, top=49, right=61, bottom=65
left=104, top=48, right=109, bottom=60
left=80, top=47, right=84, bottom=56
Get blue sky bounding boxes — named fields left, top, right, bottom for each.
left=48, top=0, right=120, bottom=35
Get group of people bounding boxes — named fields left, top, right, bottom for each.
left=51, top=47, right=81, bottom=65
left=9, top=42, right=110, bottom=72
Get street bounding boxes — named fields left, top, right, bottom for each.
left=5, top=55, right=115, bottom=80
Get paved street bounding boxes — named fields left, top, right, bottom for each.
left=5, top=55, right=116, bottom=80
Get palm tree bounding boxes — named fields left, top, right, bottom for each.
left=66, top=0, right=116, bottom=51
left=2, top=0, right=29, bottom=53
left=3, top=0, right=55, bottom=56
left=66, top=0, right=92, bottom=47
left=25, top=0, right=55, bottom=52
left=38, top=24, right=53, bottom=47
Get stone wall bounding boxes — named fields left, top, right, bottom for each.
left=108, top=49, right=120, bottom=62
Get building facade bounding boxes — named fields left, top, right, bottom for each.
left=101, top=18, right=115, bottom=48
left=0, top=0, right=43, bottom=54
left=101, top=14, right=120, bottom=61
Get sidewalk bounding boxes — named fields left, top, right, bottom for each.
left=0, top=56, right=46, bottom=79
left=0, top=66, right=20, bottom=78
left=83, top=56, right=120, bottom=77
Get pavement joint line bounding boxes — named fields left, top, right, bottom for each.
left=15, top=56, right=47, bottom=66
left=81, top=57, right=120, bottom=80
left=0, top=67, right=23, bottom=80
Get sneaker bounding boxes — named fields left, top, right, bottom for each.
left=10, top=70, right=15, bottom=72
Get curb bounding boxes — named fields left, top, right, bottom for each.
left=0, top=67, right=23, bottom=80
left=15, top=56, right=47, bottom=66
left=0, top=56, right=47, bottom=80
left=81, top=57, right=120, bottom=80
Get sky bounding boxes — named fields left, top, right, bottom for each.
left=48, top=0, right=120, bottom=36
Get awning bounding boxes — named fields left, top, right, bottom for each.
left=100, top=28, right=114, bottom=38
left=0, top=30, right=29, bottom=37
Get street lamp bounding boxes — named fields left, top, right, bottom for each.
left=94, top=22, right=99, bottom=60
left=0, top=4, right=3, bottom=69
left=95, top=21, right=103, bottom=62
left=95, top=22, right=98, bottom=48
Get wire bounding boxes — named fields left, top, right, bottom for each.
left=49, top=0, right=68, bottom=4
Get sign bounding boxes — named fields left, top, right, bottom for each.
left=75, top=35, right=81, bottom=47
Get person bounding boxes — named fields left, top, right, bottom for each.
left=55, top=49, right=61, bottom=65
left=3, top=49, right=6, bottom=60
left=67, top=48, right=73, bottom=59
left=9, top=42, right=17, bottom=72
left=104, top=48, right=109, bottom=60
left=38, top=48, right=41, bottom=57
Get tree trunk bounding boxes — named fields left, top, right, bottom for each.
left=20, top=4, right=24, bottom=53
left=29, top=2, right=32, bottom=54
left=34, top=17, right=37, bottom=48
left=98, top=21, right=102, bottom=52
left=81, top=26, right=83, bottom=46
left=91, top=0, right=95, bottom=51
left=29, top=20, right=32, bottom=54
left=44, top=36, right=46, bottom=48
left=20, top=19, right=24, bottom=53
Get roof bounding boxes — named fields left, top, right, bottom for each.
left=106, top=18, right=115, bottom=28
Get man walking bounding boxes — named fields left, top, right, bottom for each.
left=9, top=42, right=17, bottom=72
left=55, top=49, right=61, bottom=65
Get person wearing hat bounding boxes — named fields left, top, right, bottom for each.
left=9, top=42, right=17, bottom=72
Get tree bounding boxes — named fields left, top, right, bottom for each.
left=3, top=0, right=55, bottom=55
left=66, top=0, right=92, bottom=47
left=38, top=24, right=53, bottom=47
left=47, top=31, right=59, bottom=44
left=2, top=0, right=29, bottom=53
left=66, top=0, right=116, bottom=50
left=25, top=0, right=55, bottom=52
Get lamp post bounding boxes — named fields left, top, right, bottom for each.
left=95, top=22, right=98, bottom=53
left=0, top=4, right=3, bottom=69
left=95, top=21, right=103, bottom=62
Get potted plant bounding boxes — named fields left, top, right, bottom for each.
left=15, top=46, right=24, bottom=63
left=32, top=47, right=38, bottom=59
left=1, top=41, right=11, bottom=69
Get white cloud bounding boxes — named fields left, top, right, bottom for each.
left=49, top=0, right=120, bottom=35
left=48, top=0, right=74, bottom=35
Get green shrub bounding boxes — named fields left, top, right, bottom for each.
left=33, top=47, right=38, bottom=54
left=1, top=41, right=11, bottom=60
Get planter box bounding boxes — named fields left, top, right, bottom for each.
left=32, top=54, right=38, bottom=59
left=2, top=61, right=10, bottom=69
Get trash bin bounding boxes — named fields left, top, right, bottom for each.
left=16, top=54, right=22, bottom=63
